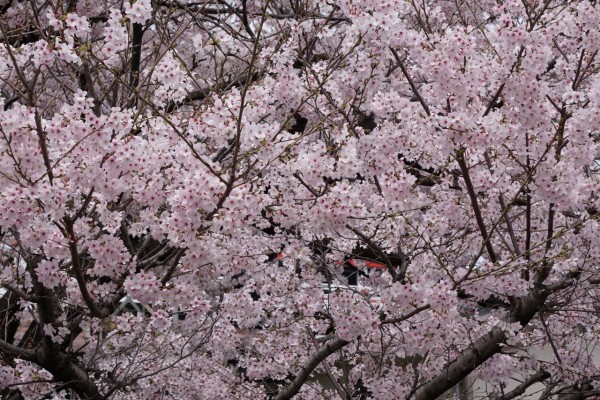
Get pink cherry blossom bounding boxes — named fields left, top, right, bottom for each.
left=1, top=0, right=600, bottom=399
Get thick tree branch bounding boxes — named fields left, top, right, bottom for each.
left=557, top=382, right=600, bottom=400
left=414, top=282, right=557, bottom=400
left=495, top=370, right=551, bottom=400
left=414, top=326, right=506, bottom=400
left=37, top=352, right=104, bottom=400
left=273, top=337, right=349, bottom=400
left=0, top=290, right=20, bottom=347
left=0, top=337, right=36, bottom=361
left=127, top=22, right=144, bottom=108
left=305, top=328, right=351, bottom=400
left=1, top=282, right=38, bottom=302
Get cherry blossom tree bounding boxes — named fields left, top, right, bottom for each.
left=1, top=0, right=600, bottom=398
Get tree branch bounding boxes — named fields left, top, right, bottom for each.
left=495, top=370, right=550, bottom=400
left=0, top=337, right=36, bottom=361
left=33, top=110, right=54, bottom=185
left=293, top=172, right=320, bottom=197
left=390, top=47, right=430, bottom=117
left=305, top=328, right=351, bottom=400
left=414, top=282, right=557, bottom=400
left=63, top=218, right=110, bottom=318
left=0, top=282, right=38, bottom=302
left=273, top=337, right=349, bottom=400
left=456, top=150, right=498, bottom=263
left=483, top=46, right=525, bottom=117
left=381, top=304, right=430, bottom=325
left=127, top=22, right=144, bottom=108
left=346, top=225, right=401, bottom=282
